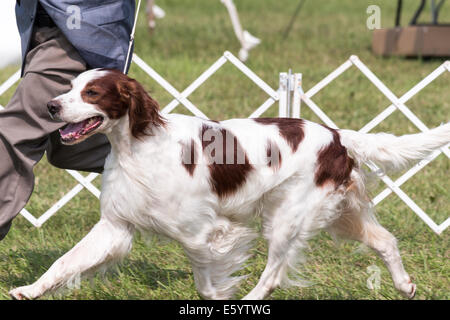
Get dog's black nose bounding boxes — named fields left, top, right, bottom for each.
left=47, top=100, right=61, bottom=117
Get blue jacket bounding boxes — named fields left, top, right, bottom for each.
left=15, top=0, right=135, bottom=75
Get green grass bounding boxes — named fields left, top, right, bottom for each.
left=0, top=0, right=449, bottom=300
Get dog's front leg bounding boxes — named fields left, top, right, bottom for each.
left=9, top=218, right=134, bottom=300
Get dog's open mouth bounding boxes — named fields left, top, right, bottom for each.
left=59, top=116, right=103, bottom=143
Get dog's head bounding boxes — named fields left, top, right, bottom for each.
left=48, top=68, right=165, bottom=145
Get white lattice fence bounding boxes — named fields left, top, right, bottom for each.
left=0, top=52, right=448, bottom=234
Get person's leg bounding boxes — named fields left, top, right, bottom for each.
left=0, top=222, right=12, bottom=241
left=46, top=131, right=110, bottom=173
left=31, top=26, right=111, bottom=173
left=0, top=26, right=109, bottom=240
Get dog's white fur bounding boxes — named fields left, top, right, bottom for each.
left=9, top=69, right=450, bottom=300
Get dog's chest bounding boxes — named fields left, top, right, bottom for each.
left=99, top=153, right=184, bottom=229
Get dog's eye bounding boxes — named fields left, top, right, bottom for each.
left=86, top=89, right=98, bottom=97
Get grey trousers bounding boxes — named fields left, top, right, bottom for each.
left=0, top=26, right=111, bottom=240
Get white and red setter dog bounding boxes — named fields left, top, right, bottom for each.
left=10, top=69, right=450, bottom=300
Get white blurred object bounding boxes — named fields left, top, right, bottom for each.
left=238, top=30, right=261, bottom=62
left=221, top=0, right=261, bottom=62
left=0, top=0, right=21, bottom=69
left=146, top=0, right=166, bottom=30
left=153, top=4, right=165, bottom=19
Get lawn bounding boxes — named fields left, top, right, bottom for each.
left=0, top=0, right=448, bottom=300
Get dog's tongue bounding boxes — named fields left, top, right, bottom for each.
left=60, top=120, right=88, bottom=136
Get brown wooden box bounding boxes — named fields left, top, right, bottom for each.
left=372, top=25, right=450, bottom=57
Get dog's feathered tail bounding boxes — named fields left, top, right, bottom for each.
left=338, top=122, right=450, bottom=171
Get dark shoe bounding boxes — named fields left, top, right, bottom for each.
left=0, top=220, right=12, bottom=241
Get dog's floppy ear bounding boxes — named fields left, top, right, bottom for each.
left=120, top=78, right=165, bottom=139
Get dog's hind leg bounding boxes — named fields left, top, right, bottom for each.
left=9, top=218, right=134, bottom=300
left=243, top=182, right=344, bottom=300
left=328, top=204, right=416, bottom=298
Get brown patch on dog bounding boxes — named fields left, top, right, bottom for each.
left=315, top=126, right=354, bottom=188
left=253, top=118, right=305, bottom=152
left=81, top=69, right=165, bottom=139
left=180, top=139, right=198, bottom=176
left=200, top=124, right=253, bottom=198
left=266, top=140, right=282, bottom=170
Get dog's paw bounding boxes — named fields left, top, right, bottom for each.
left=398, top=280, right=416, bottom=299
left=405, top=282, right=417, bottom=299
left=9, top=285, right=36, bottom=300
